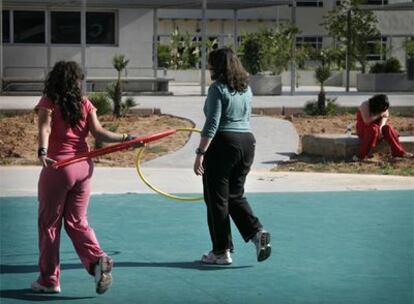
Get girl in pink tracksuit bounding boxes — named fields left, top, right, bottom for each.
left=33, top=61, right=136, bottom=294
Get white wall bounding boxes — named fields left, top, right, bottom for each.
left=3, top=8, right=154, bottom=79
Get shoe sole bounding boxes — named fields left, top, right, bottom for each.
left=201, top=259, right=232, bottom=266
left=201, top=253, right=232, bottom=265
left=257, top=232, right=272, bottom=262
left=96, top=257, right=113, bottom=294
left=31, top=287, right=61, bottom=293
left=31, top=282, right=61, bottom=293
left=96, top=273, right=112, bottom=294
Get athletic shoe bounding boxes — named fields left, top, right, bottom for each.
left=201, top=250, right=232, bottom=265
left=252, top=230, right=272, bottom=262
left=31, top=281, right=61, bottom=293
left=95, top=256, right=113, bottom=294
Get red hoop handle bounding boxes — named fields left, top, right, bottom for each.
left=53, top=129, right=177, bottom=168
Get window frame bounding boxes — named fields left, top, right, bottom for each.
left=296, top=36, right=323, bottom=50
left=296, top=0, right=324, bottom=7
left=366, top=36, right=388, bottom=61
left=3, top=9, right=117, bottom=46
left=2, top=10, right=11, bottom=43
left=50, top=11, right=81, bottom=45
left=13, top=10, right=46, bottom=44
left=86, top=10, right=117, bottom=46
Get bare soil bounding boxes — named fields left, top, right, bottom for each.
left=0, top=112, right=194, bottom=167
left=1, top=112, right=413, bottom=175
left=271, top=113, right=414, bottom=176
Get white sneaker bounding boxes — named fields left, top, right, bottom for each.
left=31, top=281, right=61, bottom=293
left=95, top=256, right=113, bottom=294
left=201, top=250, right=232, bottom=265
left=252, top=230, right=272, bottom=262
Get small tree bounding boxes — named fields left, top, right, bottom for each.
left=240, top=24, right=300, bottom=75
left=322, top=0, right=380, bottom=73
left=106, top=54, right=137, bottom=118
left=315, top=66, right=332, bottom=113
left=111, top=54, right=129, bottom=117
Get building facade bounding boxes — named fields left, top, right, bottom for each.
left=1, top=1, right=413, bottom=82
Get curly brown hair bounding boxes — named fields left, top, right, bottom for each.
left=208, top=47, right=249, bottom=92
left=43, top=61, right=84, bottom=127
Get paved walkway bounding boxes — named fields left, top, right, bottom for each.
left=1, top=86, right=413, bottom=196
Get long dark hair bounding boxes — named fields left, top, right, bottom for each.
left=368, top=94, right=389, bottom=115
left=208, top=47, right=249, bottom=92
left=43, top=61, right=84, bottom=127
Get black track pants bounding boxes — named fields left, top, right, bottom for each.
left=202, top=132, right=262, bottom=254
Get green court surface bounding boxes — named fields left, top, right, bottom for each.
left=1, top=191, right=413, bottom=304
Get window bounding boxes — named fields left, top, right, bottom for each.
left=297, top=0, right=323, bottom=7
left=86, top=12, right=115, bottom=44
left=336, top=0, right=388, bottom=5
left=14, top=11, right=45, bottom=43
left=366, top=37, right=387, bottom=61
left=51, top=12, right=80, bottom=44
left=2, top=11, right=10, bottom=43
left=365, top=0, right=388, bottom=4
left=296, top=36, right=323, bottom=50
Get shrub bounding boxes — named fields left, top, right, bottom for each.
left=121, top=97, right=137, bottom=117
left=88, top=92, right=112, bottom=116
left=304, top=97, right=338, bottom=116
left=240, top=25, right=299, bottom=75
left=240, top=35, right=262, bottom=75
left=106, top=84, right=138, bottom=117
left=158, top=44, right=171, bottom=68
left=404, top=40, right=414, bottom=58
left=369, top=57, right=402, bottom=73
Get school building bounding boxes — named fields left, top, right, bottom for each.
left=1, top=0, right=413, bottom=93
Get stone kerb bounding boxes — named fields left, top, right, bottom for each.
left=302, top=134, right=414, bottom=159
left=357, top=73, right=414, bottom=92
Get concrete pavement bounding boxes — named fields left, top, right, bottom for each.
left=0, top=86, right=413, bottom=196
left=1, top=166, right=414, bottom=197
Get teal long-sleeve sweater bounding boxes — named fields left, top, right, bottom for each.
left=201, top=81, right=252, bottom=138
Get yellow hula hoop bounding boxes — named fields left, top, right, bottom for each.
left=135, top=127, right=204, bottom=201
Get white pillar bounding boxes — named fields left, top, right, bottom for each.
left=201, top=0, right=207, bottom=96
left=81, top=0, right=87, bottom=92
left=233, top=9, right=238, bottom=50
left=45, top=8, right=51, bottom=77
left=345, top=10, right=351, bottom=92
left=153, top=8, right=158, bottom=78
left=0, top=4, right=3, bottom=93
left=290, top=0, right=297, bottom=95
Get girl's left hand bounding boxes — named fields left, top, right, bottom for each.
left=39, top=155, right=57, bottom=168
left=193, top=155, right=204, bottom=175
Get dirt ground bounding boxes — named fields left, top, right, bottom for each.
left=271, top=113, right=414, bottom=176
left=0, top=112, right=194, bottom=167
left=1, top=111, right=413, bottom=175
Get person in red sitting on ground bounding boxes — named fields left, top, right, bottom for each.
left=355, top=94, right=413, bottom=160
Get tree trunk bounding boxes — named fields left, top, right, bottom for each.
left=113, top=82, right=122, bottom=117
left=113, top=72, right=122, bottom=117
left=317, top=88, right=326, bottom=114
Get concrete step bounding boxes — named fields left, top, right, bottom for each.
left=302, top=134, right=414, bottom=159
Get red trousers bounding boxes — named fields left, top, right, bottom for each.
left=37, top=159, right=105, bottom=287
left=356, top=112, right=406, bottom=159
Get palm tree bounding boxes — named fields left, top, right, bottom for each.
left=315, top=66, right=331, bottom=114
left=111, top=54, right=129, bottom=117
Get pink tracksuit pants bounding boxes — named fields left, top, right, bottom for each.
left=37, top=159, right=104, bottom=287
